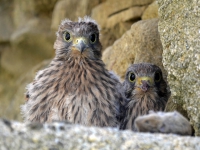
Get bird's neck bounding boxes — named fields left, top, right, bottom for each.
left=128, top=90, right=167, bottom=115
left=51, top=56, right=108, bottom=92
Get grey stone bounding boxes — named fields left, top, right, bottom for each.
left=0, top=119, right=199, bottom=150
left=158, top=0, right=200, bottom=135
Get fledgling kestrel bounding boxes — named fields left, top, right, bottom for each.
left=120, top=63, right=170, bottom=130
left=21, top=16, right=125, bottom=127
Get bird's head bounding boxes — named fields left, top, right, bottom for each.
left=54, top=16, right=102, bottom=60
left=123, top=63, right=168, bottom=100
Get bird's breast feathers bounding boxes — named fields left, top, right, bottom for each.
left=23, top=58, right=121, bottom=126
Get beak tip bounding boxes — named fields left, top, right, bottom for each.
left=140, top=80, right=151, bottom=92
left=76, top=42, right=87, bottom=52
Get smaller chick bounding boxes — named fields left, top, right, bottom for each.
left=120, top=63, right=170, bottom=130
left=135, top=111, right=192, bottom=136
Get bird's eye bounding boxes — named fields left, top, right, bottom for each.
left=90, top=33, right=96, bottom=43
left=154, top=71, right=161, bottom=82
left=129, top=72, right=135, bottom=82
left=64, top=31, right=71, bottom=42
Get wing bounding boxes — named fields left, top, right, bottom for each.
left=21, top=61, right=65, bottom=123
left=109, top=71, right=127, bottom=124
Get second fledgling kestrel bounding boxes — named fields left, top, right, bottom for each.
left=120, top=63, right=170, bottom=130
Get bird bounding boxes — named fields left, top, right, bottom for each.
left=21, top=16, right=125, bottom=127
left=120, top=63, right=170, bottom=131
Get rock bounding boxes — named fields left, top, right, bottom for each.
left=13, top=0, right=58, bottom=28
left=1, top=18, right=55, bottom=76
left=91, top=0, right=155, bottom=49
left=135, top=111, right=192, bottom=136
left=158, top=0, right=200, bottom=136
left=0, top=119, right=199, bottom=149
left=106, top=6, right=146, bottom=28
left=0, top=65, right=17, bottom=120
left=92, top=0, right=154, bottom=29
left=102, top=19, right=166, bottom=80
left=0, top=0, right=58, bottom=121
left=0, top=60, right=51, bottom=121
left=142, top=1, right=158, bottom=20
left=100, top=22, right=133, bottom=50
left=0, top=0, right=14, bottom=42
left=51, top=0, right=101, bottom=31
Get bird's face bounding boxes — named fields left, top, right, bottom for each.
left=54, top=17, right=102, bottom=60
left=123, top=63, right=167, bottom=100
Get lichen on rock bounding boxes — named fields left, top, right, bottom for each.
left=0, top=119, right=200, bottom=150
left=158, top=0, right=200, bottom=135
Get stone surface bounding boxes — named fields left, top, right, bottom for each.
left=51, top=0, right=101, bottom=30
left=100, top=22, right=133, bottom=50
left=92, top=0, right=154, bottom=29
left=0, top=0, right=14, bottom=42
left=0, top=119, right=199, bottom=150
left=158, top=0, right=200, bottom=135
left=102, top=19, right=166, bottom=80
left=0, top=0, right=58, bottom=121
left=106, top=6, right=146, bottom=28
left=1, top=18, right=55, bottom=76
left=0, top=64, right=17, bottom=119
left=135, top=111, right=192, bottom=136
left=142, top=1, right=158, bottom=20
left=13, top=0, right=58, bottom=28
left=91, top=0, right=155, bottom=49
left=0, top=60, right=51, bottom=121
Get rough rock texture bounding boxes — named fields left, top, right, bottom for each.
left=102, top=19, right=166, bottom=80
left=135, top=111, right=192, bottom=136
left=0, top=119, right=200, bottom=150
left=142, top=1, right=158, bottom=20
left=158, top=0, right=200, bottom=135
left=91, top=0, right=154, bottom=49
left=13, top=0, right=58, bottom=28
left=0, top=0, right=14, bottom=42
left=106, top=6, right=146, bottom=28
left=1, top=18, right=55, bottom=75
left=51, top=0, right=101, bottom=31
left=92, top=0, right=154, bottom=28
left=1, top=60, right=51, bottom=121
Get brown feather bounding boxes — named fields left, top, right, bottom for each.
left=120, top=63, right=170, bottom=130
left=21, top=16, right=125, bottom=127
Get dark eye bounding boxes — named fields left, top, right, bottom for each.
left=154, top=71, right=161, bottom=82
left=64, top=31, right=71, bottom=41
left=129, top=72, right=135, bottom=82
left=90, top=33, right=96, bottom=43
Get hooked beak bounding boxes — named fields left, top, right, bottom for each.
left=136, top=77, right=153, bottom=92
left=73, top=37, right=88, bottom=53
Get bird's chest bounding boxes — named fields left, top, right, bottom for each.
left=47, top=63, right=118, bottom=126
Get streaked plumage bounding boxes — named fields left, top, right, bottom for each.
left=21, top=16, right=125, bottom=127
left=120, top=63, right=169, bottom=130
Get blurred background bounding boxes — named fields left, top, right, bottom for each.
left=0, top=0, right=159, bottom=120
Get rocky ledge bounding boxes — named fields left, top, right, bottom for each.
left=0, top=119, right=199, bottom=150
